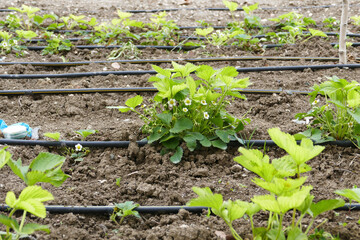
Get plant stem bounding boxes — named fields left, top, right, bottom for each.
left=6, top=208, right=17, bottom=235
left=305, top=218, right=315, bottom=234
left=17, top=210, right=27, bottom=239
left=291, top=208, right=296, bottom=227
left=275, top=214, right=284, bottom=240
left=339, top=0, right=349, bottom=64
left=227, top=222, right=243, bottom=240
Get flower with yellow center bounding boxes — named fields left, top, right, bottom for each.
left=168, top=99, right=176, bottom=107
left=183, top=108, right=188, bottom=112
left=75, top=143, right=83, bottom=151
left=201, top=100, right=207, bottom=105
left=204, top=112, right=209, bottom=119
left=184, top=98, right=192, bottom=106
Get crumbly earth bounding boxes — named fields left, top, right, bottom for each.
left=0, top=0, right=360, bottom=239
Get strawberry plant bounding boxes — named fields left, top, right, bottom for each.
left=110, top=201, right=141, bottom=225
left=0, top=147, right=69, bottom=239
left=188, top=128, right=345, bottom=240
left=108, top=62, right=251, bottom=163
left=335, top=187, right=360, bottom=224
left=295, top=76, right=360, bottom=145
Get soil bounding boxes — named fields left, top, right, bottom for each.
left=0, top=0, right=360, bottom=240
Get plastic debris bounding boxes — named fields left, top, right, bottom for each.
left=0, top=119, right=32, bottom=139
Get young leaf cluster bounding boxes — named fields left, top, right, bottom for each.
left=188, top=128, right=344, bottom=240
left=108, top=62, right=250, bottom=163
left=295, top=76, right=360, bottom=145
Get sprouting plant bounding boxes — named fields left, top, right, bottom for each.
left=188, top=128, right=344, bottom=240
left=0, top=147, right=68, bottom=239
left=295, top=76, right=360, bottom=145
left=108, top=62, right=251, bottom=163
left=0, top=13, right=22, bottom=29
left=0, top=31, right=25, bottom=56
left=269, top=11, right=316, bottom=28
left=110, top=201, right=140, bottom=225
left=335, top=187, right=360, bottom=224
left=41, top=32, right=73, bottom=55
left=195, top=27, right=243, bottom=47
left=323, top=17, right=340, bottom=30
left=75, top=129, right=98, bottom=140
left=44, top=132, right=61, bottom=141
left=242, top=3, right=262, bottom=30
left=223, top=0, right=239, bottom=23
left=350, top=16, right=360, bottom=26
left=108, top=41, right=141, bottom=60
left=8, top=5, right=40, bottom=30
left=115, top=177, right=121, bottom=187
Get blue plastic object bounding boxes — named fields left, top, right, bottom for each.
left=0, top=119, right=32, bottom=138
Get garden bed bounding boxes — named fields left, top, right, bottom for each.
left=1, top=0, right=360, bottom=239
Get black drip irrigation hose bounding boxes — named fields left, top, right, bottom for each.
left=0, top=204, right=359, bottom=215
left=0, top=139, right=356, bottom=148
left=0, top=56, right=344, bottom=67
left=26, top=45, right=199, bottom=51
left=1, top=64, right=359, bottom=79
left=0, top=88, right=289, bottom=96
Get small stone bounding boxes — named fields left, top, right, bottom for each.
left=111, top=62, right=120, bottom=69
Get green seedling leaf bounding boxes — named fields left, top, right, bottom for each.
left=215, top=130, right=231, bottom=143
left=0, top=214, right=19, bottom=230
left=6, top=186, right=54, bottom=218
left=152, top=64, right=171, bottom=78
left=19, top=223, right=50, bottom=234
left=266, top=228, right=285, bottom=240
left=268, top=128, right=324, bottom=166
left=253, top=177, right=307, bottom=196
left=0, top=147, right=11, bottom=169
left=234, top=148, right=276, bottom=182
left=195, top=27, right=214, bottom=37
left=309, top=199, right=345, bottom=218
left=44, top=132, right=60, bottom=141
left=196, top=65, right=216, bottom=81
left=30, top=152, right=66, bottom=172
left=7, top=158, right=29, bottom=183
left=309, top=28, right=328, bottom=37
left=15, top=30, right=38, bottom=40
left=125, top=95, right=143, bottom=108
left=170, top=118, right=193, bottom=133
left=199, top=137, right=212, bottom=147
left=222, top=0, right=238, bottom=12
left=188, top=187, right=223, bottom=210
left=235, top=201, right=261, bottom=217
left=114, top=201, right=140, bottom=218
left=170, top=146, right=183, bottom=164
left=161, top=137, right=180, bottom=150
left=117, top=10, right=132, bottom=19
left=75, top=129, right=98, bottom=139
left=335, top=188, right=360, bottom=203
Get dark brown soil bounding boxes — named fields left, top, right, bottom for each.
left=1, top=0, right=360, bottom=239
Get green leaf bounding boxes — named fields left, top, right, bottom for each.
left=309, top=28, right=328, bottom=37
left=310, top=199, right=345, bottom=218
left=348, top=108, right=360, bottom=124
left=6, top=186, right=54, bottom=218
left=29, top=152, right=66, bottom=172
left=19, top=223, right=50, bottom=234
left=172, top=84, right=187, bottom=97
left=152, top=65, right=171, bottom=78
left=170, top=118, right=193, bottom=133
left=268, top=128, right=324, bottom=166
left=170, top=146, right=183, bottom=164
left=114, top=201, right=140, bottom=218
left=188, top=187, right=223, bottom=210
left=186, top=76, right=197, bottom=98
left=75, top=129, right=97, bottom=139
left=272, top=155, right=297, bottom=178
left=44, top=132, right=60, bottom=141
left=266, top=228, right=285, bottom=240
left=221, top=200, right=247, bottom=222
left=0, top=214, right=19, bottom=230
left=199, top=137, right=212, bottom=147
left=211, top=139, right=227, bottom=150
left=215, top=130, right=230, bottom=143
left=125, top=95, right=143, bottom=108
left=196, top=65, right=216, bottom=81
left=7, top=158, right=28, bottom=183
left=117, top=10, right=132, bottom=19
left=195, top=27, right=214, bottom=37
left=148, top=127, right=168, bottom=144
left=243, top=3, right=259, bottom=14
left=222, top=0, right=238, bottom=12
left=0, top=147, right=11, bottom=169
left=335, top=188, right=360, bottom=203
left=157, top=113, right=172, bottom=125
left=287, top=227, right=307, bottom=240
left=161, top=137, right=180, bottom=150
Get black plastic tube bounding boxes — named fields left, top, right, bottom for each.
left=1, top=64, right=359, bottom=79
left=0, top=56, right=342, bottom=67
left=0, top=204, right=359, bottom=215
left=0, top=139, right=356, bottom=148
left=0, top=88, right=285, bottom=96
left=26, top=45, right=199, bottom=51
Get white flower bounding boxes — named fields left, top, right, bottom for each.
left=312, top=99, right=319, bottom=106
left=292, top=116, right=313, bottom=125
left=168, top=99, right=176, bottom=107
left=183, top=107, right=188, bottom=112
left=201, top=100, right=207, bottom=105
left=75, top=143, right=83, bottom=151
left=1, top=42, right=8, bottom=48
left=204, top=112, right=209, bottom=119
left=348, top=122, right=354, bottom=128
left=13, top=40, right=18, bottom=45
left=211, top=101, right=216, bottom=105
left=184, top=98, right=192, bottom=106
